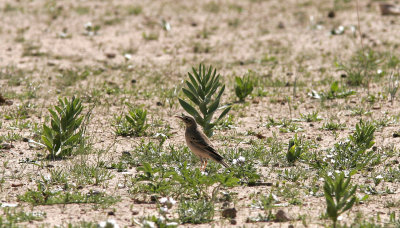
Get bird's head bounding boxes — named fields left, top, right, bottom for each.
left=175, top=115, right=197, bottom=127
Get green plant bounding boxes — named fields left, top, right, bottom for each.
left=388, top=72, right=399, bottom=105
left=324, top=171, right=357, bottom=228
left=287, top=134, right=306, bottom=164
left=323, top=81, right=356, bottom=100
left=178, top=64, right=231, bottom=137
left=235, top=74, right=254, bottom=101
left=300, top=111, right=322, bottom=122
left=321, top=121, right=346, bottom=131
left=179, top=198, right=214, bottom=224
left=336, top=49, right=383, bottom=91
left=316, top=121, right=378, bottom=171
left=113, top=107, right=149, bottom=137
left=41, top=96, right=86, bottom=159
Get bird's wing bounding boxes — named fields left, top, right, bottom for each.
left=188, top=133, right=224, bottom=162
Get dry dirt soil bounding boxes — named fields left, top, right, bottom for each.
left=1, top=0, right=400, bottom=227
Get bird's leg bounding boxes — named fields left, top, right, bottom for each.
left=200, top=159, right=205, bottom=171
left=203, top=160, right=208, bottom=171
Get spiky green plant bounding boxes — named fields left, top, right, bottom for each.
left=324, top=171, right=357, bottom=228
left=41, top=96, right=84, bottom=159
left=235, top=75, right=254, bottom=101
left=287, top=134, right=304, bottom=164
left=113, top=107, right=149, bottom=137
left=178, top=64, right=231, bottom=137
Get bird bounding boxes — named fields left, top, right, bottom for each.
left=175, top=115, right=229, bottom=171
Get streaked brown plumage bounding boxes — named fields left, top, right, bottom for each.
left=175, top=115, right=229, bottom=171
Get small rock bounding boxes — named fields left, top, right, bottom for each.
left=393, top=132, right=400, bottom=138
left=22, top=138, right=29, bottom=142
left=222, top=208, right=237, bottom=219
left=372, top=106, right=381, bottom=110
left=105, top=53, right=116, bottom=59
left=47, top=61, right=56, bottom=66
left=132, top=210, right=139, bottom=215
left=328, top=11, right=335, bottom=18
left=191, top=22, right=197, bottom=27
left=230, top=219, right=237, bottom=225
left=122, top=151, right=131, bottom=157
left=11, top=183, right=23, bottom=187
left=316, top=136, right=323, bottom=141
left=277, top=21, right=285, bottom=29
left=255, top=133, right=266, bottom=139
left=275, top=210, right=290, bottom=222
left=131, top=79, right=137, bottom=84
left=252, top=98, right=260, bottom=104
left=288, top=225, right=294, bottom=228
left=341, top=74, right=347, bottom=78
left=108, top=211, right=115, bottom=216
left=156, top=101, right=163, bottom=106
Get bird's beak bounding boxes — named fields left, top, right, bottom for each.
left=175, top=115, right=184, bottom=120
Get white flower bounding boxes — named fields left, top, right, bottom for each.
left=337, top=215, right=343, bottom=221
left=232, top=159, right=237, bottom=165
left=159, top=197, right=168, bottom=204
left=160, top=206, right=168, bottom=213
left=84, top=22, right=93, bottom=30
left=1, top=203, right=18, bottom=207
left=124, top=53, right=132, bottom=60
left=327, top=172, right=333, bottom=177
left=98, top=219, right=119, bottom=228
left=168, top=197, right=176, bottom=205
left=143, top=220, right=155, bottom=228
left=238, top=156, right=245, bottom=162
left=166, top=222, right=178, bottom=226
left=157, top=215, right=165, bottom=222
left=377, top=69, right=383, bottom=74
left=376, top=175, right=383, bottom=179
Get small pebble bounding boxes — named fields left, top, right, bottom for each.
left=107, top=211, right=115, bottom=216
left=222, top=208, right=237, bottom=219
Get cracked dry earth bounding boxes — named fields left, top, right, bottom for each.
left=1, top=0, right=400, bottom=227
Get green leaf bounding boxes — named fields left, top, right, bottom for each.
left=331, top=81, right=339, bottom=93
left=178, top=99, right=201, bottom=119
left=182, top=88, right=200, bottom=105
left=217, top=106, right=231, bottom=122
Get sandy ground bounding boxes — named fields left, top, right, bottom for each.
left=1, top=0, right=400, bottom=227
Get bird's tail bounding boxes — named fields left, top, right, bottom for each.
left=220, top=160, right=230, bottom=168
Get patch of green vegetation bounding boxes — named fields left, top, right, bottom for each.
left=74, top=6, right=90, bottom=15
left=142, top=32, right=159, bottom=41
left=321, top=120, right=346, bottom=131
left=310, top=81, right=356, bottom=100
left=299, top=111, right=322, bottom=122
left=127, top=5, right=142, bottom=15
left=203, top=1, right=220, bottom=13
left=235, top=74, right=254, bottom=101
left=19, top=184, right=119, bottom=206
left=70, top=160, right=114, bottom=186
left=265, top=117, right=303, bottom=133
left=336, top=49, right=383, bottom=89
left=287, top=134, right=309, bottom=164
left=113, top=107, right=150, bottom=137
left=324, top=171, right=357, bottom=228
left=22, top=42, right=47, bottom=57
left=0, top=207, right=45, bottom=227
left=41, top=96, right=88, bottom=159
left=179, top=199, right=214, bottom=224
left=312, top=121, right=379, bottom=171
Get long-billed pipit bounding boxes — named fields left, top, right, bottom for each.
left=175, top=115, right=229, bottom=171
